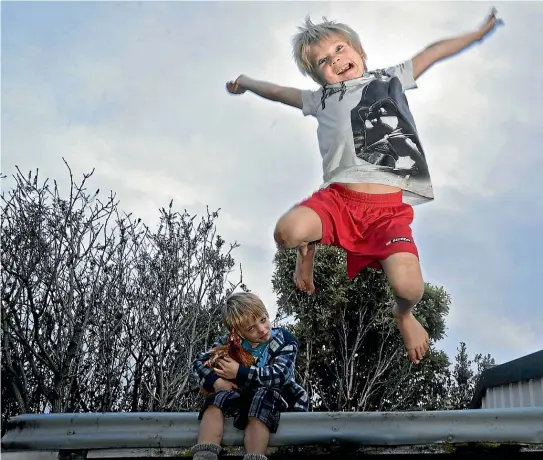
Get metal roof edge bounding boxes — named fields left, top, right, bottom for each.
left=2, top=408, right=543, bottom=452
left=469, top=349, right=543, bottom=409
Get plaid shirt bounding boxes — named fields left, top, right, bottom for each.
left=192, top=327, right=308, bottom=412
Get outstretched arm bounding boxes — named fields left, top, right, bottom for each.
left=412, top=8, right=502, bottom=80
left=226, top=75, right=303, bottom=109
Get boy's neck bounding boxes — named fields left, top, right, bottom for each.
left=246, top=339, right=265, bottom=348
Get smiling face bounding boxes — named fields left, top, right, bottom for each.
left=311, top=33, right=366, bottom=85
left=239, top=315, right=272, bottom=346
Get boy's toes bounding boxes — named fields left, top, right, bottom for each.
left=294, top=276, right=315, bottom=294
left=408, top=348, right=420, bottom=364
left=415, top=339, right=429, bottom=362
left=416, top=345, right=425, bottom=361
left=407, top=340, right=429, bottom=364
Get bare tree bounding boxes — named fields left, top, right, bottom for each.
left=2, top=161, right=243, bottom=421
left=121, top=204, right=242, bottom=411
left=1, top=162, right=134, bottom=413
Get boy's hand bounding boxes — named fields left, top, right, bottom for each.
left=213, top=356, right=240, bottom=380
left=213, top=377, right=238, bottom=392
left=477, top=7, right=503, bottom=40
left=226, top=76, right=247, bottom=95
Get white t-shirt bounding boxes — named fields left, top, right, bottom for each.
left=301, top=59, right=434, bottom=206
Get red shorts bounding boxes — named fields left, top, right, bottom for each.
left=298, top=184, right=419, bottom=279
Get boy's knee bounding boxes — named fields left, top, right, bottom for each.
left=203, top=405, right=223, bottom=419
left=382, top=253, right=424, bottom=311
left=393, top=282, right=424, bottom=311
left=274, top=218, right=299, bottom=248
left=274, top=206, right=322, bottom=248
left=246, top=416, right=268, bottom=429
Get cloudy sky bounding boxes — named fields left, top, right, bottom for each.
left=2, top=1, right=542, bottom=367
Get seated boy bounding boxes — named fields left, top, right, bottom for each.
left=226, top=10, right=501, bottom=364
left=190, top=292, right=308, bottom=460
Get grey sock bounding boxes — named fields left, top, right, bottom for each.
left=190, top=443, right=222, bottom=460
left=243, top=454, right=268, bottom=460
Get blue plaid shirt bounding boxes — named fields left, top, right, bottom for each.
left=192, top=327, right=308, bottom=412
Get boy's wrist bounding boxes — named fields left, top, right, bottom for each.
left=237, top=74, right=250, bottom=89
left=474, top=29, right=486, bottom=41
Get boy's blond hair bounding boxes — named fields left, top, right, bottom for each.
left=222, top=292, right=268, bottom=332
left=292, top=16, right=366, bottom=84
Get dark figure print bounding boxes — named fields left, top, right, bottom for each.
left=351, top=75, right=429, bottom=180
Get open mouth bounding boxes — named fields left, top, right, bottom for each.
left=337, top=63, right=354, bottom=75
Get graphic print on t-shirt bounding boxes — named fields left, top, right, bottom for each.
left=350, top=72, right=429, bottom=180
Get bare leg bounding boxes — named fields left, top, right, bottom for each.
left=244, top=417, right=270, bottom=455
left=197, top=406, right=224, bottom=444
left=294, top=243, right=317, bottom=294
left=380, top=252, right=429, bottom=364
left=274, top=206, right=323, bottom=294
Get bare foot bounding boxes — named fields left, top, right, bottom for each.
left=294, top=243, right=316, bottom=294
left=393, top=308, right=430, bottom=364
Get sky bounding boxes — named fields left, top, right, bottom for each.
left=2, top=0, right=542, bottom=367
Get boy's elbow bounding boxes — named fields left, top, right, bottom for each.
left=278, top=368, right=292, bottom=384
left=269, top=85, right=284, bottom=102
left=412, top=51, right=439, bottom=80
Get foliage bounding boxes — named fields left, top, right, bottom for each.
left=272, top=245, right=452, bottom=411
left=447, top=342, right=496, bottom=409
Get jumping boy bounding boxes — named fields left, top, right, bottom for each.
left=191, top=292, right=308, bottom=460
left=226, top=10, right=501, bottom=364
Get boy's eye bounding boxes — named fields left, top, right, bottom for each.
left=318, top=57, right=327, bottom=66
left=260, top=318, right=266, bottom=323
left=336, top=45, right=343, bottom=52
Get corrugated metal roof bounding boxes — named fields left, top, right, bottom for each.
left=482, top=378, right=543, bottom=409
left=470, top=349, right=543, bottom=409
left=2, top=408, right=543, bottom=452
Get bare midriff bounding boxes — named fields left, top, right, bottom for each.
left=340, top=182, right=401, bottom=194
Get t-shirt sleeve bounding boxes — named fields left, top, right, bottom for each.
left=301, top=88, right=322, bottom=117
left=385, top=59, right=418, bottom=92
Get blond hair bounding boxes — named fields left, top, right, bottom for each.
left=222, top=292, right=268, bottom=332
left=292, top=16, right=366, bottom=84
